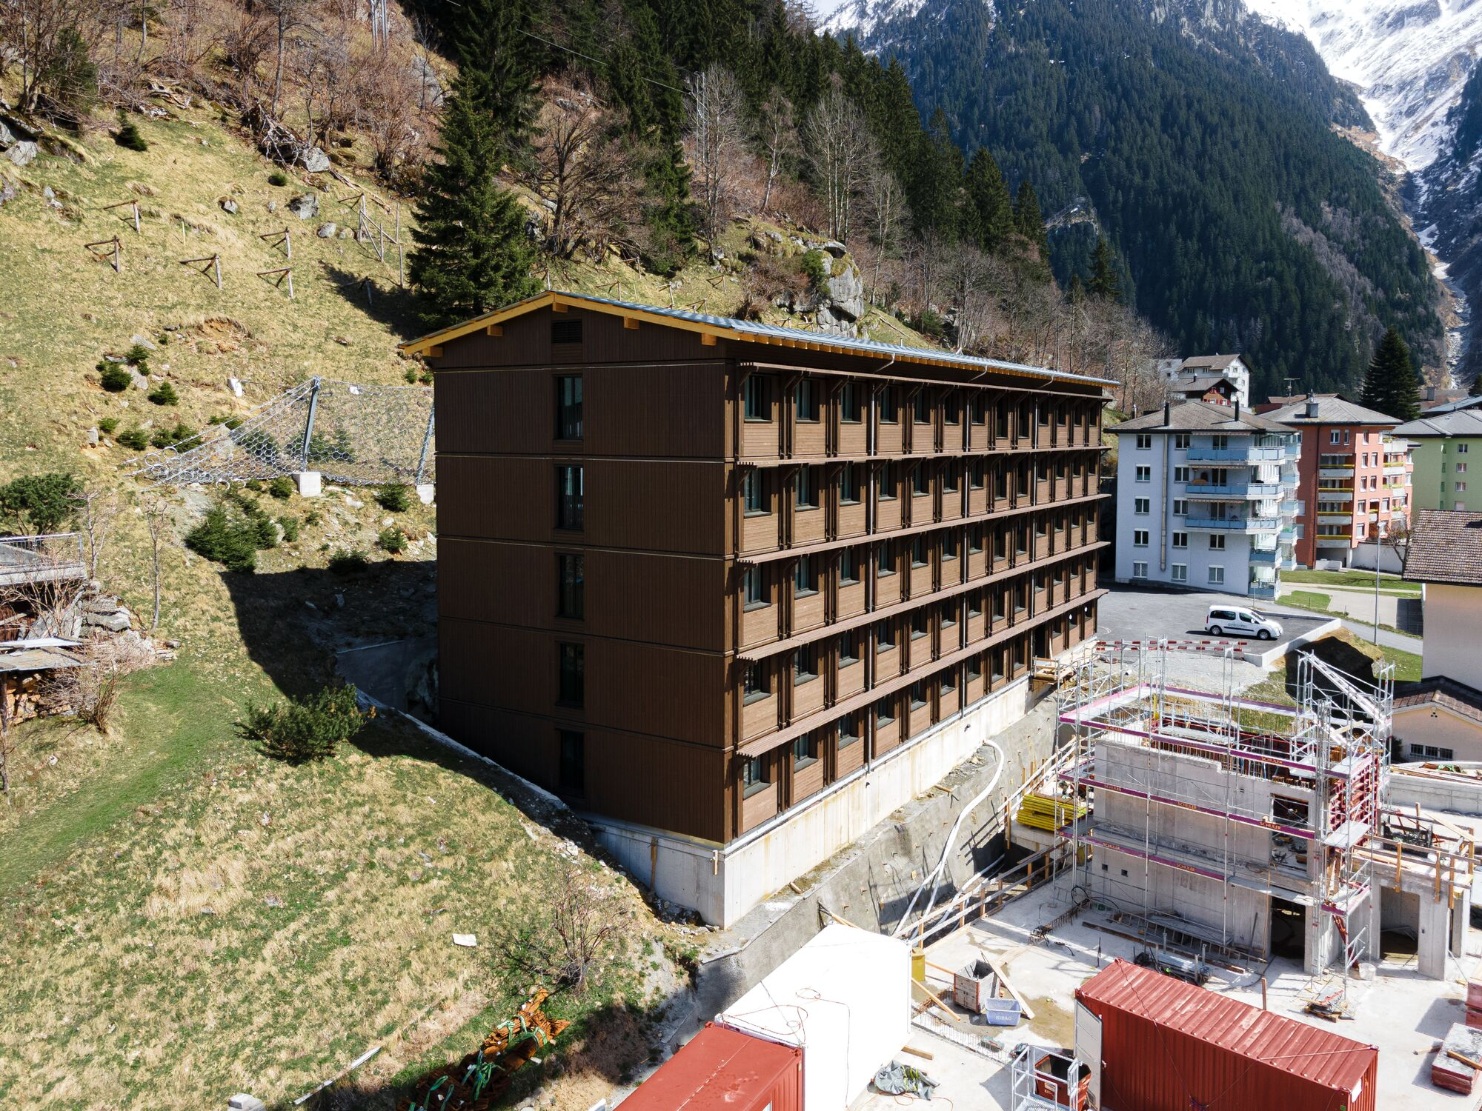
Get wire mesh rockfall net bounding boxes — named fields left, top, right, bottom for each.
left=134, top=378, right=436, bottom=487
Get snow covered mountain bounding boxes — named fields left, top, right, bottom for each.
left=1242, top=0, right=1482, bottom=171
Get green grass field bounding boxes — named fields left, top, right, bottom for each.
left=1282, top=569, right=1420, bottom=595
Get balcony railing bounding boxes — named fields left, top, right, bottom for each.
left=1248, top=582, right=1278, bottom=600
left=1185, top=444, right=1290, bottom=462
left=1319, top=466, right=1355, bottom=478
left=1185, top=516, right=1280, bottom=532
left=0, top=533, right=86, bottom=588
left=1250, top=548, right=1278, bottom=564
left=1184, top=482, right=1283, bottom=499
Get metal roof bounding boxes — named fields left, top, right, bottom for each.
left=0, top=647, right=82, bottom=673
left=400, top=290, right=1116, bottom=388
left=1114, top=399, right=1292, bottom=434
left=1394, top=408, right=1482, bottom=438
left=1077, top=960, right=1375, bottom=1093
left=1263, top=395, right=1399, bottom=426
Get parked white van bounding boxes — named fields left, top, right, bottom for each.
left=1204, top=606, right=1283, bottom=640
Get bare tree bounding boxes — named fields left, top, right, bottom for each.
left=522, top=82, right=638, bottom=260
left=491, top=858, right=628, bottom=995
left=803, top=77, right=873, bottom=243
left=260, top=0, right=313, bottom=116
left=862, top=152, right=908, bottom=306
left=142, top=496, right=170, bottom=631
left=944, top=244, right=1004, bottom=354
left=75, top=487, right=117, bottom=583
left=755, top=88, right=799, bottom=214
left=48, top=634, right=155, bottom=734
left=686, top=64, right=747, bottom=251
left=0, top=681, right=14, bottom=798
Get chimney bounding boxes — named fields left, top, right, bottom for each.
left=1305, top=393, right=1319, bottom=419
left=1426, top=386, right=1437, bottom=401
left=1163, top=401, right=1170, bottom=426
left=1235, top=400, right=1241, bottom=422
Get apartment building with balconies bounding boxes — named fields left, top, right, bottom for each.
left=1111, top=401, right=1300, bottom=598
left=1394, top=408, right=1482, bottom=513
left=402, top=291, right=1109, bottom=925
left=1263, top=394, right=1411, bottom=567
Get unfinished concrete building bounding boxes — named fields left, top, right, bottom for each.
left=1056, top=644, right=1475, bottom=981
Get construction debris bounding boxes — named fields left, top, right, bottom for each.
left=1434, top=1022, right=1482, bottom=1094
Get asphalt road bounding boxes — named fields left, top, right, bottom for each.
left=1097, top=583, right=1333, bottom=654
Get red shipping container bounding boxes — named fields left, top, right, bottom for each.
left=1076, top=961, right=1377, bottom=1111
left=618, top=1022, right=803, bottom=1111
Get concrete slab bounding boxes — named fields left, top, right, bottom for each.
left=860, top=880, right=1482, bottom=1110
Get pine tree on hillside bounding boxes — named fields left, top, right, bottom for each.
left=1013, top=180, right=1048, bottom=255
left=965, top=149, right=1014, bottom=253
left=1089, top=237, right=1122, bottom=301
left=408, top=80, right=538, bottom=329
left=454, top=0, right=540, bottom=165
left=1359, top=328, right=1422, bottom=422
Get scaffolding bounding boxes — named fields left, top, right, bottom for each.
left=1052, top=640, right=1410, bottom=990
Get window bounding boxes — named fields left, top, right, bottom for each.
left=1410, top=743, right=1455, bottom=760
left=839, top=548, right=861, bottom=584
left=795, top=465, right=818, bottom=509
left=942, top=533, right=959, bottom=562
left=1174, top=433, right=1190, bottom=450
left=1330, top=429, right=1341, bottom=445
left=792, top=732, right=819, bottom=768
left=910, top=680, right=928, bottom=709
left=878, top=386, right=897, bottom=423
left=913, top=464, right=930, bottom=496
left=840, top=713, right=862, bottom=748
left=944, top=396, right=961, bottom=425
left=556, top=465, right=584, bottom=530
left=968, top=526, right=984, bottom=554
left=1174, top=466, right=1190, bottom=483
left=875, top=696, right=895, bottom=725
left=793, top=644, right=817, bottom=684
left=839, top=629, right=861, bottom=664
left=1135, top=465, right=1151, bottom=482
left=742, top=756, right=768, bottom=796
left=878, top=462, right=897, bottom=500
left=1136, top=434, right=1153, bottom=450
left=558, top=730, right=585, bottom=794
left=876, top=544, right=895, bottom=578
left=1134, top=497, right=1150, bottom=514
left=743, top=375, right=769, bottom=421
left=1344, top=430, right=1350, bottom=444
left=1209, top=535, right=1226, bottom=551
left=1172, top=532, right=1188, bottom=549
left=1210, top=435, right=1229, bottom=450
left=743, top=470, right=767, bottom=515
left=911, top=536, right=929, bottom=567
left=914, top=391, right=931, bottom=424
left=1131, top=561, right=1148, bottom=578
left=557, top=553, right=584, bottom=619
left=1208, top=566, right=1225, bottom=585
left=876, top=619, right=895, bottom=650
left=1171, top=563, right=1188, bottom=583
left=555, top=375, right=583, bottom=440
left=1133, top=530, right=1149, bottom=547
left=795, top=378, right=820, bottom=422
left=551, top=318, right=582, bottom=345
left=1460, top=443, right=1471, bottom=454
left=840, top=381, right=862, bottom=423
left=1459, top=482, right=1470, bottom=493
left=1459, top=462, right=1469, bottom=474
left=911, top=610, right=929, bottom=640
left=558, top=643, right=584, bottom=706
left=743, top=566, right=766, bottom=608
left=1173, top=499, right=1188, bottom=516
left=970, top=461, right=985, bottom=489
left=794, top=555, right=818, bottom=596
left=743, top=662, right=770, bottom=703
left=840, top=463, right=861, bottom=504
left=943, top=465, right=960, bottom=493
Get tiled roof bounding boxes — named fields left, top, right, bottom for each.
left=400, top=290, right=1117, bottom=387
left=1178, top=354, right=1243, bottom=372
left=1394, top=409, right=1482, bottom=438
left=1264, top=395, right=1399, bottom=426
left=1394, top=677, right=1482, bottom=726
left=1170, top=376, right=1236, bottom=393
left=1113, top=399, right=1292, bottom=434
left=1403, top=509, right=1482, bottom=585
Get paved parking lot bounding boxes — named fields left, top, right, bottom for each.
left=1096, top=584, right=1335, bottom=692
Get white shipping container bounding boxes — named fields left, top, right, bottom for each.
left=717, top=923, right=911, bottom=1110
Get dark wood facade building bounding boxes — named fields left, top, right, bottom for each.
left=406, top=292, right=1107, bottom=910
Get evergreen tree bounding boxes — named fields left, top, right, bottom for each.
left=1089, top=237, right=1121, bottom=301
left=408, top=79, right=538, bottom=329
left=1359, top=328, right=1422, bottom=422
left=454, top=0, right=541, bottom=165
left=1013, top=180, right=1048, bottom=255
left=1470, top=372, right=1482, bottom=398
left=965, top=149, right=1014, bottom=253
left=909, top=107, right=965, bottom=240
left=640, top=137, right=696, bottom=276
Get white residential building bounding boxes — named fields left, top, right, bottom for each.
left=1157, top=354, right=1252, bottom=409
left=1112, top=401, right=1301, bottom=598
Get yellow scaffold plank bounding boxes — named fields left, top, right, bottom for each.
left=1016, top=793, right=1088, bottom=832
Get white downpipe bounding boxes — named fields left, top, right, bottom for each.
left=892, top=739, right=1006, bottom=938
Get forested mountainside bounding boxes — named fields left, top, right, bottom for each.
left=826, top=0, right=1445, bottom=399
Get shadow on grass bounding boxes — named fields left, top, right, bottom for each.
left=321, top=263, right=422, bottom=336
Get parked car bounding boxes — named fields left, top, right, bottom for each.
left=1205, top=606, right=1282, bottom=640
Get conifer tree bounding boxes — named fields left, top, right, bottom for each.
left=455, top=0, right=540, bottom=165
left=408, top=78, right=538, bottom=329
left=1470, top=372, right=1482, bottom=398
left=965, top=149, right=1014, bottom=253
left=1013, top=180, right=1049, bottom=255
left=1359, top=328, right=1422, bottom=422
left=1089, top=237, right=1122, bottom=301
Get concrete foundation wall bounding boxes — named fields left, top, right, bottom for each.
left=1388, top=767, right=1482, bottom=816
left=594, top=678, right=1035, bottom=926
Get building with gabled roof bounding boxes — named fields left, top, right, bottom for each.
left=1394, top=408, right=1482, bottom=513
left=402, top=291, right=1109, bottom=925
left=1405, top=510, right=1482, bottom=699
left=1158, top=353, right=1252, bottom=408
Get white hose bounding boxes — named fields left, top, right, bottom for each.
left=892, top=739, right=1005, bottom=938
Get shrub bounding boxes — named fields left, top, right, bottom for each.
left=279, top=515, right=300, bottom=542
left=378, top=526, right=407, bottom=554
left=185, top=504, right=259, bottom=572
left=97, top=417, right=119, bottom=435
left=150, top=422, right=196, bottom=449
left=115, top=118, right=148, bottom=151
left=0, top=472, right=81, bottom=533
left=404, top=367, right=419, bottom=384
left=209, top=413, right=245, bottom=429
left=268, top=476, right=295, bottom=500
left=123, top=343, right=152, bottom=369
left=240, top=684, right=367, bottom=764
left=328, top=548, right=369, bottom=574
left=268, top=170, right=290, bottom=187
left=304, top=509, right=322, bottom=527
left=116, top=428, right=149, bottom=450
left=244, top=479, right=263, bottom=492
left=252, top=512, right=279, bottom=549
left=147, top=381, right=179, bottom=406
left=801, top=249, right=829, bottom=291
left=98, top=363, right=131, bottom=392
left=375, top=484, right=411, bottom=512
